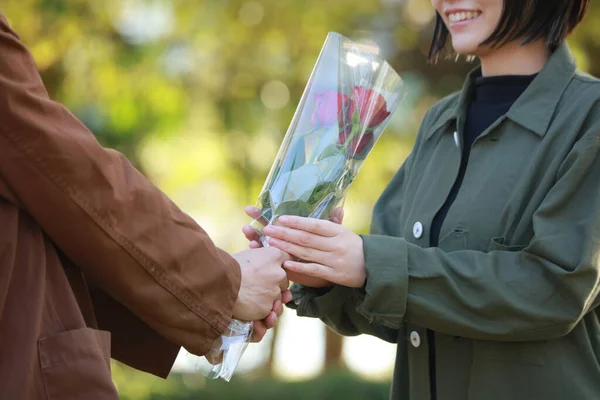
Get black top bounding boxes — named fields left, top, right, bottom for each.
left=430, top=74, right=537, bottom=246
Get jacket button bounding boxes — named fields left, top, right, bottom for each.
left=413, top=222, right=423, bottom=239
left=453, top=131, right=460, bottom=148
left=410, top=331, right=421, bottom=348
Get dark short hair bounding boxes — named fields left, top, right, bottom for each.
left=428, top=0, right=591, bottom=62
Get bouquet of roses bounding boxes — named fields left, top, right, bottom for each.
left=206, top=32, right=405, bottom=382
left=250, top=33, right=405, bottom=243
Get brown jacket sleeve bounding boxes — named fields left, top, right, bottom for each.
left=0, top=14, right=241, bottom=360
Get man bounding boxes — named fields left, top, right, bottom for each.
left=0, top=13, right=289, bottom=399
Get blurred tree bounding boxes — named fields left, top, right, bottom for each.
left=325, top=329, right=345, bottom=370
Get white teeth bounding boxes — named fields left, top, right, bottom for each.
left=448, top=11, right=480, bottom=23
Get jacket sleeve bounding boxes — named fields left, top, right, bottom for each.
left=0, top=14, right=240, bottom=360
left=354, top=125, right=600, bottom=342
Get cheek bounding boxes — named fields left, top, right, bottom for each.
left=449, top=22, right=494, bottom=54
left=484, top=0, right=504, bottom=31
left=480, top=10, right=501, bottom=40
left=430, top=0, right=442, bottom=14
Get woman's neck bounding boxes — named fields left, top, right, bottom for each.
left=478, top=40, right=551, bottom=77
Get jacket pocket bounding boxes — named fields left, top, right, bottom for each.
left=487, top=236, right=527, bottom=252
left=39, top=328, right=118, bottom=400
left=437, top=227, right=468, bottom=252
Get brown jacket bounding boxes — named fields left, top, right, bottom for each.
left=0, top=14, right=241, bottom=400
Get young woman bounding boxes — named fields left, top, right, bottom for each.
left=245, top=0, right=598, bottom=398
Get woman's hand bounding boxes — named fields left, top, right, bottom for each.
left=242, top=206, right=345, bottom=247
left=263, top=216, right=366, bottom=288
left=242, top=207, right=344, bottom=288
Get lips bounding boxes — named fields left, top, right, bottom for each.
left=447, top=10, right=481, bottom=23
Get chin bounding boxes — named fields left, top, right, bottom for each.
left=451, top=40, right=481, bottom=57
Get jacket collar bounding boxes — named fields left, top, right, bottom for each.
left=425, top=42, right=577, bottom=140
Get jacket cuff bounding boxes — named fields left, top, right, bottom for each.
left=355, top=235, right=409, bottom=329
left=288, top=283, right=354, bottom=318
left=210, top=250, right=241, bottom=334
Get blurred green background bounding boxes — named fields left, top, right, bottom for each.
left=4, top=0, right=599, bottom=398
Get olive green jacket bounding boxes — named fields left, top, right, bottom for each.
left=290, top=43, right=600, bottom=400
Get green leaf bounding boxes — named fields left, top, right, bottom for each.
left=274, top=200, right=313, bottom=218
left=315, top=144, right=345, bottom=162
left=307, top=181, right=338, bottom=206
left=310, top=192, right=337, bottom=219
left=281, top=137, right=307, bottom=173
left=266, top=137, right=307, bottom=192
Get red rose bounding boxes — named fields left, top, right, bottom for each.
left=311, top=91, right=352, bottom=126
left=338, top=130, right=374, bottom=155
left=349, top=86, right=390, bottom=128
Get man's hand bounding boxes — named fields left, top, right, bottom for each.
left=249, top=289, right=292, bottom=343
left=232, top=247, right=291, bottom=321
left=205, top=288, right=292, bottom=365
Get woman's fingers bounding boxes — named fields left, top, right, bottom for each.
left=245, top=206, right=269, bottom=226
left=263, top=224, right=336, bottom=252
left=330, top=207, right=344, bottom=224
left=242, top=224, right=259, bottom=242
left=277, top=216, right=340, bottom=237
left=242, top=224, right=265, bottom=248
left=268, top=237, right=330, bottom=264
left=286, top=270, right=333, bottom=288
left=245, top=206, right=262, bottom=219
left=283, top=260, right=334, bottom=282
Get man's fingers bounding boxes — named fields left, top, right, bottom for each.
left=205, top=353, right=224, bottom=365
left=278, top=275, right=290, bottom=292
left=250, top=320, right=268, bottom=343
left=272, top=300, right=284, bottom=317
left=265, top=311, right=278, bottom=329
left=281, top=289, right=292, bottom=304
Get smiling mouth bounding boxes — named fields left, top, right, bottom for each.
left=447, top=11, right=482, bottom=23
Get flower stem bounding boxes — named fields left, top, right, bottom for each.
left=341, top=122, right=361, bottom=153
